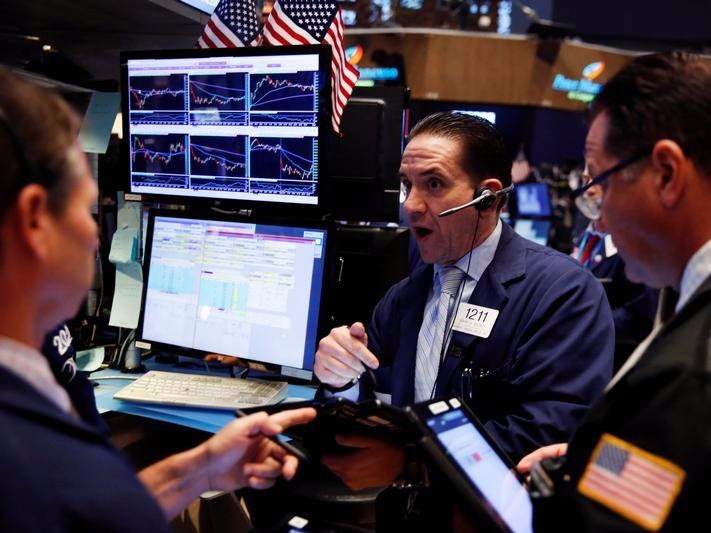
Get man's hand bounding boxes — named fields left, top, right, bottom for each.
left=204, top=408, right=318, bottom=491
left=516, top=443, right=568, bottom=474
left=139, top=407, right=317, bottom=520
left=314, top=322, right=379, bottom=387
left=322, top=433, right=405, bottom=490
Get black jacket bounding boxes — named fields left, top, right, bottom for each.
left=534, top=276, right=711, bottom=531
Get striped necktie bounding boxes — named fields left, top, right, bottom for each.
left=579, top=233, right=601, bottom=266
left=415, top=266, right=465, bottom=402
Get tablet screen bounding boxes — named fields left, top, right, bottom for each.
left=427, top=407, right=533, bottom=533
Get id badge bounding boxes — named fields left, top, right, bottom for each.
left=452, top=303, right=499, bottom=338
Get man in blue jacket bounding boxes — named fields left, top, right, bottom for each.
left=314, top=112, right=614, bottom=488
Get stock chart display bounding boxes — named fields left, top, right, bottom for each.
left=125, top=51, right=322, bottom=206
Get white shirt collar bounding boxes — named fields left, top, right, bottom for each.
left=677, top=237, right=711, bottom=313
left=0, top=336, right=74, bottom=414
left=435, top=218, right=503, bottom=283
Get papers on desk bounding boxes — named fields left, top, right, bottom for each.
left=109, top=262, right=143, bottom=329
left=108, top=201, right=144, bottom=329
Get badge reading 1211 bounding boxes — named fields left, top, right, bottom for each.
left=452, top=303, right=499, bottom=338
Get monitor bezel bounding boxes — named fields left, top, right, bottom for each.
left=136, top=207, right=333, bottom=382
left=120, top=44, right=333, bottom=217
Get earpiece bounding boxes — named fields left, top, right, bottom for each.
left=473, top=187, right=497, bottom=211
left=438, top=184, right=514, bottom=218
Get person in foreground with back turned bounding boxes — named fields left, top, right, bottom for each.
left=517, top=50, right=711, bottom=531
left=314, top=112, right=614, bottom=491
left=0, top=66, right=315, bottom=532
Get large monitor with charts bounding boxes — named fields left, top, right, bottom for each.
left=120, top=45, right=331, bottom=212
left=137, top=211, right=330, bottom=381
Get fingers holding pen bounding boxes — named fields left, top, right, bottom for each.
left=314, top=324, right=379, bottom=386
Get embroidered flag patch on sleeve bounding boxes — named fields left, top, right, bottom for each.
left=578, top=433, right=685, bottom=531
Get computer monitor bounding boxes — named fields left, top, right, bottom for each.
left=514, top=182, right=552, bottom=217
left=452, top=109, right=497, bottom=124
left=137, top=210, right=330, bottom=381
left=120, top=45, right=331, bottom=213
left=513, top=219, right=551, bottom=247
left=326, top=86, right=409, bottom=222
left=175, top=0, right=218, bottom=14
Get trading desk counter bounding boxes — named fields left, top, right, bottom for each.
left=92, top=359, right=317, bottom=434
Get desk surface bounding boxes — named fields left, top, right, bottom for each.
left=92, top=360, right=316, bottom=433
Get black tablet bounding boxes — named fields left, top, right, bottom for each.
left=238, top=396, right=417, bottom=458
left=406, top=398, right=533, bottom=533
left=237, top=396, right=411, bottom=436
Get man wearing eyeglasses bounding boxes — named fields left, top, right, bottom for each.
left=519, top=51, right=711, bottom=531
left=572, top=171, right=658, bottom=372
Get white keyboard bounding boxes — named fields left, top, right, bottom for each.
left=114, top=370, right=288, bottom=410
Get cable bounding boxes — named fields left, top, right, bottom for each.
left=429, top=209, right=481, bottom=400
left=110, top=328, right=137, bottom=370
left=94, top=247, right=104, bottom=318
left=88, top=248, right=103, bottom=346
left=109, top=327, right=123, bottom=368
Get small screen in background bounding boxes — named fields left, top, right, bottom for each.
left=176, top=0, right=219, bottom=14
left=427, top=409, right=533, bottom=533
left=452, top=109, right=497, bottom=124
left=515, top=183, right=552, bottom=217
left=342, top=8, right=356, bottom=25
left=513, top=219, right=551, bottom=247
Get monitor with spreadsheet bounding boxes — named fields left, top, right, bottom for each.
left=120, top=45, right=331, bottom=212
left=137, top=211, right=330, bottom=381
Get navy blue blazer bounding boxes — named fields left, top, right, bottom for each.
left=366, top=223, right=614, bottom=460
left=0, top=368, right=169, bottom=532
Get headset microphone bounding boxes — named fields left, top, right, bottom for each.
left=438, top=184, right=515, bottom=218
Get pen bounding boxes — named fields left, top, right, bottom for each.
left=234, top=408, right=311, bottom=464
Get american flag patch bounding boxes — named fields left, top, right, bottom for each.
left=578, top=433, right=685, bottom=531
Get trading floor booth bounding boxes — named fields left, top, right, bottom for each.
left=85, top=28, right=639, bottom=533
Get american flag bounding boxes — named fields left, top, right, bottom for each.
left=578, top=434, right=685, bottom=530
left=262, top=1, right=359, bottom=133
left=196, top=0, right=261, bottom=48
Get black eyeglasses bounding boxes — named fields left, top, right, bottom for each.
left=572, top=149, right=650, bottom=199
left=572, top=148, right=650, bottom=221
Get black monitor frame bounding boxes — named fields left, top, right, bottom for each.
left=324, top=85, right=409, bottom=222
left=120, top=45, right=332, bottom=217
left=136, top=208, right=333, bottom=382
